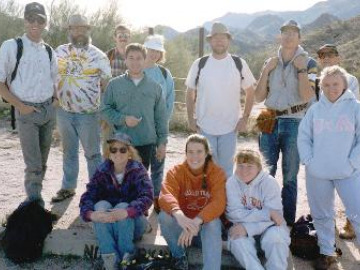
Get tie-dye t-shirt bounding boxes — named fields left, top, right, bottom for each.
left=56, top=44, right=111, bottom=113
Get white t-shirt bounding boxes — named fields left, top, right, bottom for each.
left=185, top=54, right=256, bottom=135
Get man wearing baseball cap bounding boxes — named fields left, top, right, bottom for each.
left=316, top=44, right=359, bottom=99
left=255, top=20, right=318, bottom=226
left=52, top=14, right=111, bottom=203
left=0, top=2, right=58, bottom=206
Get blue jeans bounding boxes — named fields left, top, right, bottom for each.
left=16, top=98, right=56, bottom=204
left=259, top=118, right=300, bottom=225
left=93, top=201, right=147, bottom=259
left=158, top=211, right=222, bottom=270
left=201, top=129, right=237, bottom=178
left=57, top=108, right=102, bottom=190
left=150, top=146, right=165, bottom=197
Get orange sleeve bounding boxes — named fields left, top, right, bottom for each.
left=198, top=167, right=226, bottom=223
left=158, top=167, right=182, bottom=215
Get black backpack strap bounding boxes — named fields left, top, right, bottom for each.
left=10, top=37, right=23, bottom=83
left=44, top=43, right=53, bottom=62
left=231, top=55, right=244, bottom=80
left=158, top=64, right=167, bottom=79
left=315, top=77, right=320, bottom=101
left=195, top=55, right=209, bottom=87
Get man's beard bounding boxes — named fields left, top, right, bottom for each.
left=69, top=34, right=91, bottom=48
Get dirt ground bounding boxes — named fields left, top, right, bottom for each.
left=0, top=117, right=359, bottom=269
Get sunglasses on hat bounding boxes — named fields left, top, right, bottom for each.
left=109, top=146, right=128, bottom=154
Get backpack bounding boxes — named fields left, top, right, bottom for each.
left=195, top=54, right=244, bottom=86
left=290, top=214, right=342, bottom=260
left=315, top=77, right=320, bottom=101
left=1, top=201, right=56, bottom=263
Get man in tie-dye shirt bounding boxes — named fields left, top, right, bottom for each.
left=52, top=14, right=111, bottom=203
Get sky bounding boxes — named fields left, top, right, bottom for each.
left=15, top=0, right=326, bottom=32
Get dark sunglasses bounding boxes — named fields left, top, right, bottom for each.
left=116, top=33, right=130, bottom=39
left=26, top=15, right=46, bottom=25
left=109, top=146, right=128, bottom=154
left=318, top=52, right=338, bottom=59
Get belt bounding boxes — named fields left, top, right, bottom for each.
left=22, top=97, right=53, bottom=107
left=275, top=103, right=308, bottom=116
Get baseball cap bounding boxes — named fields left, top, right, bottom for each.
left=280, top=20, right=301, bottom=32
left=107, top=133, right=132, bottom=145
left=317, top=44, right=338, bottom=55
left=24, top=2, right=46, bottom=19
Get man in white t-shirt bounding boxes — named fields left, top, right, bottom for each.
left=185, top=22, right=256, bottom=177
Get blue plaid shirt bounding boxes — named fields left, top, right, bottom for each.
left=79, top=159, right=154, bottom=222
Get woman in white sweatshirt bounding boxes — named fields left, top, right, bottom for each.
left=226, top=149, right=290, bottom=270
left=297, top=65, right=360, bottom=270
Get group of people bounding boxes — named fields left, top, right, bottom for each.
left=0, top=2, right=360, bottom=270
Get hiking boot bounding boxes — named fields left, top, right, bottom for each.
left=153, top=197, right=160, bottom=214
left=51, top=189, right=75, bottom=203
left=173, top=255, right=188, bottom=270
left=314, top=254, right=337, bottom=270
left=339, top=218, right=356, bottom=240
left=102, top=253, right=117, bottom=270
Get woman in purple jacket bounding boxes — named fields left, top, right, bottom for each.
left=79, top=132, right=153, bottom=270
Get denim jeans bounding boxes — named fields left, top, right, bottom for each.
left=150, top=146, right=165, bottom=197
left=200, top=129, right=236, bottom=178
left=16, top=98, right=56, bottom=204
left=259, top=118, right=301, bottom=225
left=158, top=211, right=222, bottom=270
left=306, top=173, right=360, bottom=255
left=93, top=201, right=147, bottom=259
left=135, top=144, right=154, bottom=170
left=57, top=108, right=102, bottom=190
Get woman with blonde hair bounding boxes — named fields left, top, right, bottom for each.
left=79, top=132, right=153, bottom=270
left=226, top=148, right=290, bottom=270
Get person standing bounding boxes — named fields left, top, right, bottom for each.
left=0, top=2, right=58, bottom=206
left=52, top=14, right=111, bottom=203
left=297, top=66, right=360, bottom=270
left=143, top=34, right=175, bottom=213
left=255, top=20, right=318, bottom=226
left=186, top=22, right=256, bottom=177
left=316, top=44, right=359, bottom=240
left=107, top=24, right=131, bottom=78
left=101, top=43, right=168, bottom=172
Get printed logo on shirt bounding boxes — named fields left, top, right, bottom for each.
left=184, top=189, right=210, bottom=211
left=313, top=116, right=354, bottom=134
left=241, top=195, right=263, bottom=210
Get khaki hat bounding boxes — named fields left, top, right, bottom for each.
left=317, top=44, right=339, bottom=55
left=280, top=20, right=301, bottom=32
left=24, top=2, right=46, bottom=19
left=206, top=22, right=232, bottom=40
left=67, top=14, right=90, bottom=28
left=144, top=35, right=165, bottom=52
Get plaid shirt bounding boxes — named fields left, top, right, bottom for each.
left=79, top=159, right=154, bottom=222
left=106, top=48, right=127, bottom=77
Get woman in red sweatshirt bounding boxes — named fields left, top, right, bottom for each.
left=158, top=134, right=226, bottom=270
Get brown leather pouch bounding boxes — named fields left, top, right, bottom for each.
left=256, top=109, right=277, bottom=134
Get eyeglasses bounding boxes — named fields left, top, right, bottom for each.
left=109, top=146, right=128, bottom=154
left=116, top=33, right=130, bottom=39
left=25, top=15, right=46, bottom=25
left=318, top=52, right=338, bottom=59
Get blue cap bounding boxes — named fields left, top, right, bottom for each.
left=107, top=132, right=132, bottom=145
